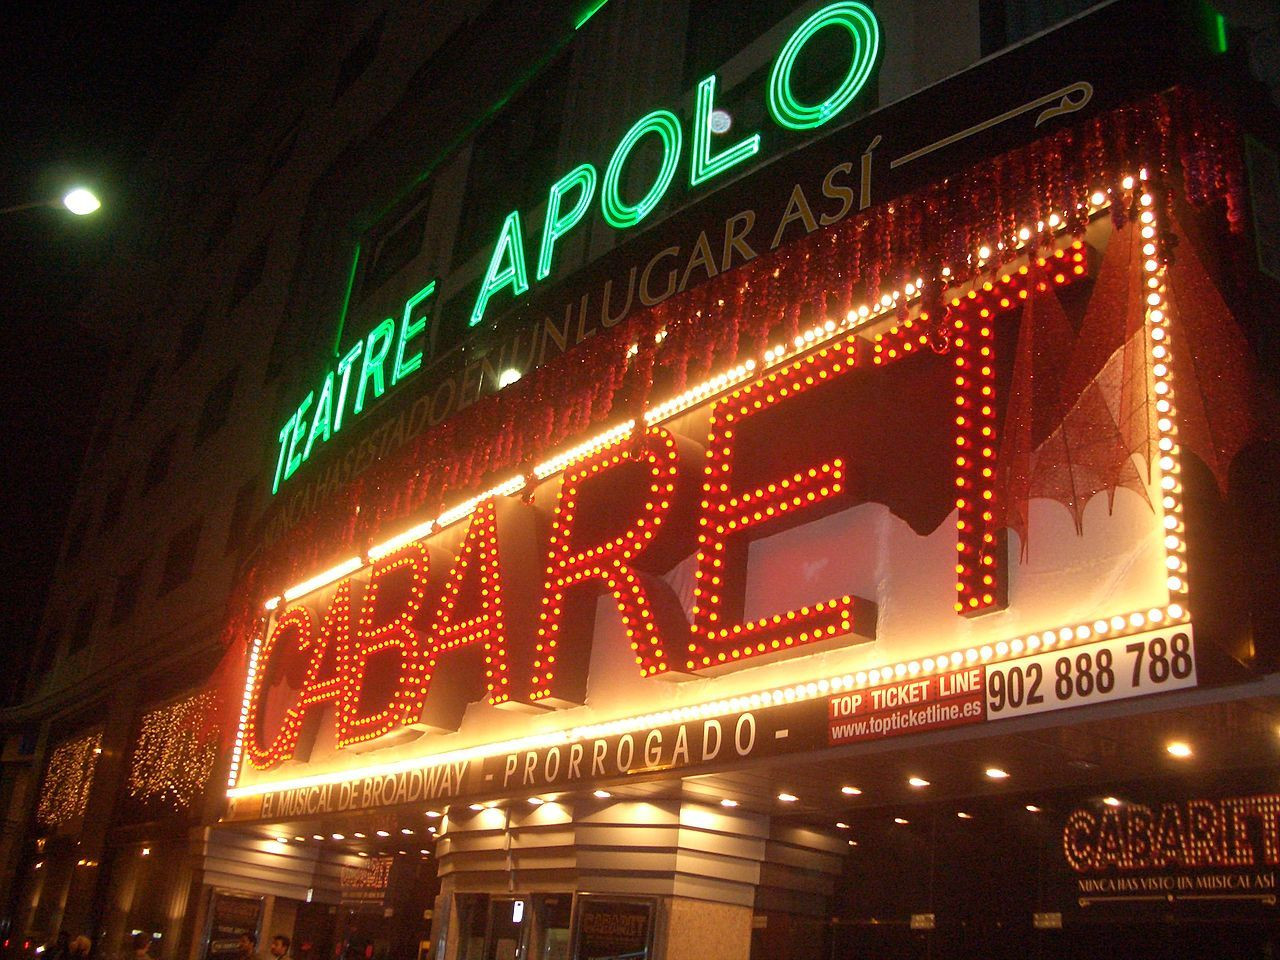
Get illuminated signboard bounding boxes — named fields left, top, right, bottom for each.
left=228, top=190, right=1197, bottom=819
left=1064, top=793, right=1280, bottom=909
left=272, top=2, right=882, bottom=493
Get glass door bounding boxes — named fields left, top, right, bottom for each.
left=531, top=895, right=572, bottom=960
left=484, top=898, right=528, bottom=960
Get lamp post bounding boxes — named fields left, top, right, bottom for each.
left=0, top=187, right=102, bottom=217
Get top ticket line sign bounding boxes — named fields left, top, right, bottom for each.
left=828, top=627, right=1197, bottom=746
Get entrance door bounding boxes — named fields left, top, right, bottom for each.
left=484, top=899, right=528, bottom=960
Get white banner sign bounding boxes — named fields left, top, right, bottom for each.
left=984, top=627, right=1196, bottom=721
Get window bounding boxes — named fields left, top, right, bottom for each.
left=195, top=367, right=239, bottom=445
left=67, top=598, right=98, bottom=655
left=228, top=236, right=271, bottom=314
left=159, top=521, right=202, bottom=596
left=361, top=201, right=431, bottom=299
left=109, top=560, right=146, bottom=626
left=143, top=432, right=176, bottom=491
left=29, top=624, right=59, bottom=684
left=452, top=56, right=569, bottom=271
left=129, top=362, right=159, bottom=419
left=979, top=0, right=1099, bottom=56
left=203, top=196, right=237, bottom=256
left=224, top=479, right=259, bottom=555
left=683, top=0, right=794, bottom=87
left=331, top=12, right=386, bottom=104
left=258, top=118, right=302, bottom=192
left=64, top=514, right=90, bottom=562
left=176, top=302, right=211, bottom=364
left=100, top=477, right=128, bottom=531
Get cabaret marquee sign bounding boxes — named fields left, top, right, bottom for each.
left=272, top=1, right=882, bottom=493
left=230, top=183, right=1201, bottom=818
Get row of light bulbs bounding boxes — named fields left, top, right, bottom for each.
left=231, top=175, right=1191, bottom=803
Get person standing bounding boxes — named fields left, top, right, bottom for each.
left=236, top=934, right=264, bottom=960
left=132, top=933, right=155, bottom=960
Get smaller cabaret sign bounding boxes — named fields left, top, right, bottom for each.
left=1063, top=793, right=1280, bottom=908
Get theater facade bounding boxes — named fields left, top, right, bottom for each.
left=8, top=2, right=1280, bottom=960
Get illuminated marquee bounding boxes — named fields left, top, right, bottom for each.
left=272, top=1, right=882, bottom=493
left=1064, top=793, right=1280, bottom=873
left=230, top=184, right=1193, bottom=816
left=240, top=245, right=1117, bottom=773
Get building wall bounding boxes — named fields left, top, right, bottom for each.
left=2, top=0, right=1149, bottom=954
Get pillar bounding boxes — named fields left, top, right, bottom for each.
left=431, top=796, right=844, bottom=960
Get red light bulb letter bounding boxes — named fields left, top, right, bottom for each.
left=529, top=426, right=693, bottom=706
left=407, top=498, right=535, bottom=731
left=245, top=583, right=352, bottom=769
left=687, top=341, right=875, bottom=669
left=334, top=543, right=431, bottom=748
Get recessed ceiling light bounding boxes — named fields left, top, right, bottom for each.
left=528, top=797, right=545, bottom=806
left=836, top=822, right=850, bottom=829
left=425, top=810, right=442, bottom=818
left=312, top=835, right=324, bottom=841
left=1025, top=805, right=1042, bottom=813
left=400, top=828, right=414, bottom=835
left=294, top=836, right=306, bottom=842
left=331, top=833, right=345, bottom=841
left=419, top=849, right=430, bottom=855
left=274, top=837, right=288, bottom=844
left=908, top=777, right=930, bottom=788
left=957, top=811, right=973, bottom=819
left=841, top=785, right=862, bottom=796
left=593, top=790, right=612, bottom=799
left=985, top=767, right=1009, bottom=780
left=356, top=851, right=369, bottom=858
left=353, top=832, right=366, bottom=839
left=375, top=830, right=390, bottom=838
left=778, top=792, right=798, bottom=803
left=1103, top=796, right=1122, bottom=807
left=469, top=803, right=485, bottom=811
left=720, top=799, right=739, bottom=808
left=894, top=817, right=909, bottom=825
left=848, top=839, right=858, bottom=846
left=1166, top=741, right=1192, bottom=758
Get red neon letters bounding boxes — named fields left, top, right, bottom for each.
left=242, top=248, right=1107, bottom=768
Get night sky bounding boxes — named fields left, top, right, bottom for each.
left=0, top=2, right=237, bottom=705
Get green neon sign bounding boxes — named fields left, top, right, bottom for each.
left=767, top=2, right=880, bottom=131
left=272, top=283, right=439, bottom=494
left=274, top=1, right=882, bottom=492
left=537, top=164, right=597, bottom=282
left=470, top=210, right=531, bottom=326
left=600, top=110, right=683, bottom=229
left=468, top=0, right=880, bottom=323
left=690, top=74, right=761, bottom=187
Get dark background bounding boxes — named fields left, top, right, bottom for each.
left=0, top=2, right=236, bottom=705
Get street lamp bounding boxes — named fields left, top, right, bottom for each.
left=0, top=187, right=102, bottom=217
left=61, top=188, right=101, bottom=215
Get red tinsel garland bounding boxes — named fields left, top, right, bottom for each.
left=219, top=86, right=1249, bottom=653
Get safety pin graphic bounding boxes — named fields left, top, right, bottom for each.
left=890, top=81, right=1094, bottom=169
